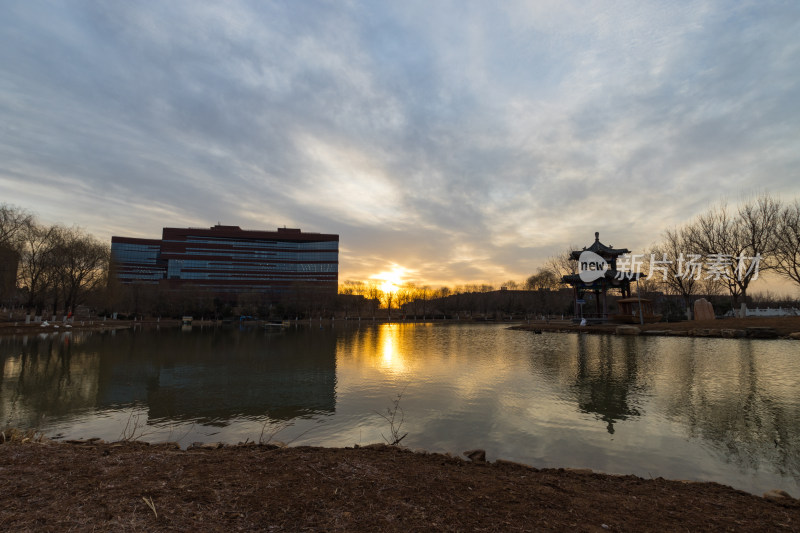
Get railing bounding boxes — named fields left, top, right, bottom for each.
left=745, top=307, right=800, bottom=317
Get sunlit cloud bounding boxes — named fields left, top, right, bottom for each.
left=291, top=134, right=405, bottom=225
left=1, top=1, right=799, bottom=290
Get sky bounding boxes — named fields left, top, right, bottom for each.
left=1, top=1, right=799, bottom=291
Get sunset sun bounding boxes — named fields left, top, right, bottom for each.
left=373, top=266, right=407, bottom=294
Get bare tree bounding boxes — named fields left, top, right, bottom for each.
left=685, top=195, right=780, bottom=306
left=418, top=285, right=431, bottom=318
left=650, top=227, right=698, bottom=308
left=395, top=283, right=414, bottom=317
left=0, top=204, right=33, bottom=250
left=364, top=281, right=382, bottom=318
left=18, top=223, right=59, bottom=315
left=775, top=199, right=800, bottom=288
left=50, top=226, right=110, bottom=313
left=524, top=268, right=559, bottom=290
left=542, top=245, right=579, bottom=282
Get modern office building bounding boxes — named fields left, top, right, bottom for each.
left=111, top=225, right=339, bottom=296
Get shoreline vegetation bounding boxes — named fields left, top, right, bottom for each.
left=2, top=434, right=798, bottom=532
left=1, top=315, right=799, bottom=340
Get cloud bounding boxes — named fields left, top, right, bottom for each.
left=1, top=0, right=799, bottom=289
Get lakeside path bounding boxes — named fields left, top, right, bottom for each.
left=2, top=439, right=799, bottom=532
left=511, top=316, right=800, bottom=339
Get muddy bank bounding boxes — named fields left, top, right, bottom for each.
left=2, top=438, right=798, bottom=532
left=513, top=316, right=800, bottom=340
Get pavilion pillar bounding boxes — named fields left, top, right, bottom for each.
left=573, top=286, right=578, bottom=316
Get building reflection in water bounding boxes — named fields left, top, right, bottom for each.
left=1, top=333, right=101, bottom=428
left=0, top=327, right=337, bottom=428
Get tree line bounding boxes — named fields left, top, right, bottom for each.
left=650, top=194, right=800, bottom=308
left=519, top=193, right=800, bottom=316
left=0, top=204, right=109, bottom=316
left=341, top=193, right=800, bottom=319
left=3, top=194, right=798, bottom=320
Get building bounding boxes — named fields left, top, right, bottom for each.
left=111, top=225, right=338, bottom=297
left=0, top=245, right=19, bottom=303
left=109, top=237, right=164, bottom=284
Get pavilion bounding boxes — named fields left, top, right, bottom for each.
left=561, top=232, right=644, bottom=323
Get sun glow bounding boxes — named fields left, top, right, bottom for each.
left=372, top=265, right=407, bottom=295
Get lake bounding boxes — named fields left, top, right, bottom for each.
left=1, top=322, right=798, bottom=496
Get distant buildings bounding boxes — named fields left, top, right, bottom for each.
left=111, top=225, right=338, bottom=297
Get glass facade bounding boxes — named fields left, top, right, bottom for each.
left=111, top=226, right=339, bottom=295
left=110, top=240, right=165, bottom=283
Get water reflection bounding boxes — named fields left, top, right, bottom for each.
left=1, top=333, right=100, bottom=427
left=573, top=335, right=644, bottom=434
left=1, top=325, right=799, bottom=496
left=1, top=328, right=337, bottom=428
left=533, top=334, right=648, bottom=434
left=652, top=338, right=800, bottom=480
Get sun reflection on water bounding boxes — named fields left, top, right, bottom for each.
left=379, top=324, right=406, bottom=374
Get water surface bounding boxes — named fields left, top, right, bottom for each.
left=1, top=323, right=798, bottom=496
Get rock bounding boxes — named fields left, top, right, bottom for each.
left=721, top=329, right=745, bottom=338
left=745, top=327, right=779, bottom=339
left=693, top=298, right=715, bottom=321
left=667, top=330, right=689, bottom=336
left=463, top=449, right=486, bottom=463
left=763, top=489, right=794, bottom=501
left=188, top=442, right=224, bottom=450
left=616, top=326, right=641, bottom=335
left=494, top=458, right=534, bottom=469
left=789, top=332, right=800, bottom=340
left=564, top=467, right=594, bottom=474
left=153, top=441, right=181, bottom=450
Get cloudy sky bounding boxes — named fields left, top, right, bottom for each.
left=2, top=1, right=799, bottom=288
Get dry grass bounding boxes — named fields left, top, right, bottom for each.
left=0, top=427, right=48, bottom=444
left=2, top=438, right=798, bottom=532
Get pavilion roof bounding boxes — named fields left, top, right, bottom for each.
left=561, top=270, right=644, bottom=286
left=570, top=232, right=631, bottom=260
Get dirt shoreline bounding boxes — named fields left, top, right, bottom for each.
left=512, top=316, right=800, bottom=339
left=2, top=438, right=798, bottom=532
